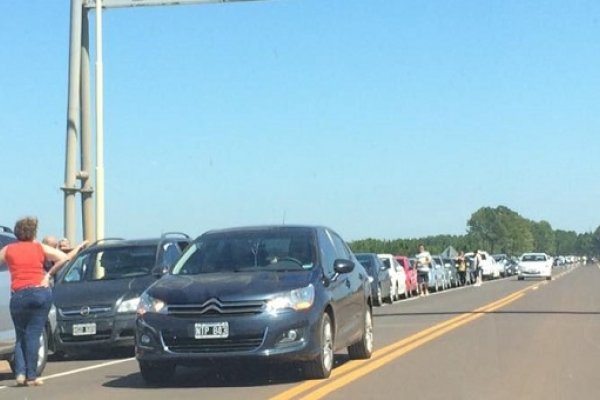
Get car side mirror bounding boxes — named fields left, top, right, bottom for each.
left=334, top=259, right=355, bottom=274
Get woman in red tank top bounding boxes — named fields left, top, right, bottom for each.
left=0, top=217, right=69, bottom=386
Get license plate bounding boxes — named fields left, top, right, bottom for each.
left=194, top=322, right=229, bottom=339
left=72, top=323, right=96, bottom=336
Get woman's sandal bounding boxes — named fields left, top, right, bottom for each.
left=26, top=378, right=44, bottom=386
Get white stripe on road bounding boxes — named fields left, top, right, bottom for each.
left=0, top=357, right=135, bottom=390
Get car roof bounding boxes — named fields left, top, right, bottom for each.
left=200, top=225, right=326, bottom=236
left=86, top=233, right=190, bottom=250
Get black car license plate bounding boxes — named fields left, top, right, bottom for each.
left=194, top=322, right=229, bottom=339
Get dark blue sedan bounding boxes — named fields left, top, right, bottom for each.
left=135, top=225, right=373, bottom=383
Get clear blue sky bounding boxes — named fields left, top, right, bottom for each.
left=1, top=0, right=599, bottom=242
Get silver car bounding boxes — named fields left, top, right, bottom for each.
left=0, top=228, right=51, bottom=376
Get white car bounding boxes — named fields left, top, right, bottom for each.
left=518, top=253, right=552, bottom=280
left=466, top=251, right=501, bottom=280
left=378, top=254, right=408, bottom=300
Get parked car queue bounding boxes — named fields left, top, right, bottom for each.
left=0, top=222, right=580, bottom=385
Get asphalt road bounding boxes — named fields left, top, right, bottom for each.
left=1, top=263, right=598, bottom=400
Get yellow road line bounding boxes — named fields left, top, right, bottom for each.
left=301, top=293, right=525, bottom=400
left=270, top=283, right=536, bottom=400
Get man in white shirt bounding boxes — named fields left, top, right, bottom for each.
left=415, top=244, right=432, bottom=296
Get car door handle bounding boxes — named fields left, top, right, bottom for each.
left=345, top=279, right=351, bottom=288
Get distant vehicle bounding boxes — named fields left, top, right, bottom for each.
left=135, top=225, right=373, bottom=384
left=466, top=251, right=501, bottom=280
left=492, top=254, right=509, bottom=277
left=0, top=228, right=50, bottom=376
left=504, top=258, right=519, bottom=276
left=518, top=253, right=552, bottom=280
left=441, top=257, right=460, bottom=288
left=356, top=253, right=394, bottom=305
left=378, top=254, right=408, bottom=299
left=395, top=255, right=419, bottom=296
left=52, top=233, right=191, bottom=357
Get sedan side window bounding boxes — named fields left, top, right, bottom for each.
left=162, top=242, right=181, bottom=269
left=318, top=230, right=337, bottom=277
left=63, top=254, right=89, bottom=282
left=328, top=230, right=352, bottom=260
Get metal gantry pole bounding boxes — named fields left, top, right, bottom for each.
left=81, top=8, right=95, bottom=242
left=63, top=0, right=84, bottom=245
left=95, top=0, right=106, bottom=241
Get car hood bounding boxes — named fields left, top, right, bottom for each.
left=53, top=275, right=157, bottom=308
left=147, top=270, right=316, bottom=304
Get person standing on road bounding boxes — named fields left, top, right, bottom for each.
left=456, top=250, right=467, bottom=286
left=0, top=217, right=70, bottom=387
left=415, top=244, right=432, bottom=296
left=41, top=235, right=59, bottom=272
left=473, top=250, right=483, bottom=287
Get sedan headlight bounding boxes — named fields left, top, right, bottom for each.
left=136, top=293, right=166, bottom=315
left=265, top=284, right=315, bottom=314
left=117, top=297, right=140, bottom=313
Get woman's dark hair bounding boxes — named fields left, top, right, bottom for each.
left=14, top=217, right=38, bottom=241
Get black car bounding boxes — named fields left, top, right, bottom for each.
left=355, top=253, right=393, bottom=306
left=52, top=233, right=190, bottom=357
left=135, top=225, right=373, bottom=384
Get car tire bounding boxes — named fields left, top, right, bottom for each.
left=348, top=307, right=374, bottom=360
left=376, top=286, right=383, bottom=306
left=518, top=276, right=524, bottom=281
left=304, top=313, right=334, bottom=379
left=546, top=276, right=552, bottom=281
left=139, top=360, right=176, bottom=385
left=8, top=329, right=48, bottom=377
left=386, top=284, right=395, bottom=304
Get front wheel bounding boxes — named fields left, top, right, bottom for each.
left=375, top=286, right=383, bottom=306
left=304, top=313, right=334, bottom=379
left=348, top=307, right=374, bottom=360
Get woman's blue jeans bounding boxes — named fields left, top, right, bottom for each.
left=9, top=287, right=52, bottom=379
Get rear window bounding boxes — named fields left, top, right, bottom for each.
left=522, top=254, right=546, bottom=262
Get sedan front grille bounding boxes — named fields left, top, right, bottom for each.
left=166, top=298, right=264, bottom=318
left=59, top=305, right=113, bottom=317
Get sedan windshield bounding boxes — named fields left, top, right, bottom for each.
left=172, top=230, right=316, bottom=275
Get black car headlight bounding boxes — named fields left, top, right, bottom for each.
left=265, top=284, right=315, bottom=314
left=117, top=297, right=141, bottom=313
left=136, top=293, right=166, bottom=315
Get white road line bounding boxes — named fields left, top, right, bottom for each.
left=0, top=357, right=135, bottom=390
left=43, top=357, right=136, bottom=381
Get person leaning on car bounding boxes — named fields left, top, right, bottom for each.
left=0, top=217, right=86, bottom=387
left=415, top=244, right=432, bottom=296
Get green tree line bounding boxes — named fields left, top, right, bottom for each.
left=349, top=205, right=600, bottom=257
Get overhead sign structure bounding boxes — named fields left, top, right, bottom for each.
left=83, top=0, right=259, bottom=8
left=63, top=0, right=264, bottom=244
